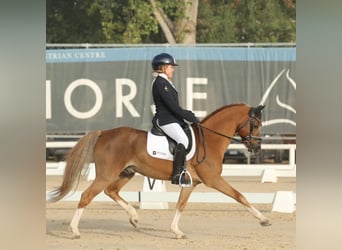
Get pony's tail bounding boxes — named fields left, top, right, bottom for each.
left=47, top=130, right=102, bottom=202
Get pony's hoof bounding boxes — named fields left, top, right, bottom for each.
left=129, top=218, right=138, bottom=228
left=176, top=234, right=187, bottom=239
left=68, top=226, right=81, bottom=239
left=260, top=220, right=272, bottom=226
left=71, top=234, right=80, bottom=239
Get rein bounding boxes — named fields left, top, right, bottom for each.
left=194, top=124, right=240, bottom=165
left=195, top=124, right=206, bottom=164
left=199, top=124, right=242, bottom=143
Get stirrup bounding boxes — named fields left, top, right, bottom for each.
left=179, top=169, right=193, bottom=188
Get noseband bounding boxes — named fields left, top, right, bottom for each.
left=236, top=114, right=262, bottom=151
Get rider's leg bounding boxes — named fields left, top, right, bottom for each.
left=159, top=123, right=189, bottom=185
left=171, top=143, right=186, bottom=184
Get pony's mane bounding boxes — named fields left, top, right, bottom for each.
left=201, top=103, right=247, bottom=123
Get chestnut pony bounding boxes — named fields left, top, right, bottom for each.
left=49, top=103, right=270, bottom=239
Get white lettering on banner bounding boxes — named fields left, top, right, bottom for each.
left=74, top=51, right=105, bottom=59
left=46, top=80, right=51, bottom=119
left=115, top=78, right=140, bottom=118
left=47, top=78, right=206, bottom=121
left=46, top=52, right=73, bottom=60
left=64, top=79, right=103, bottom=119
left=186, top=78, right=208, bottom=117
left=46, top=51, right=105, bottom=61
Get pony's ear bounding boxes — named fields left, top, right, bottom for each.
left=250, top=105, right=265, bottom=117
left=257, top=105, right=265, bottom=113
left=249, top=105, right=265, bottom=117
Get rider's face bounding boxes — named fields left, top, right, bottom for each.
left=164, top=65, right=175, bottom=80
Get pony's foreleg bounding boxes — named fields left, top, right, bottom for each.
left=171, top=186, right=195, bottom=239
left=246, top=206, right=271, bottom=226
left=171, top=209, right=183, bottom=239
left=238, top=194, right=271, bottom=226
left=209, top=176, right=271, bottom=226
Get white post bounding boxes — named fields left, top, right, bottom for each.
left=140, top=177, right=168, bottom=209
left=272, top=191, right=296, bottom=213
left=261, top=168, right=278, bottom=183
left=289, top=145, right=296, bottom=167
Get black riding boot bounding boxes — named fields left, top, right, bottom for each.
left=171, top=143, right=186, bottom=185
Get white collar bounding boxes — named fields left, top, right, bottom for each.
left=158, top=73, right=176, bottom=89
left=158, top=73, right=169, bottom=81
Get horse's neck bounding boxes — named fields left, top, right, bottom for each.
left=206, top=108, right=242, bottom=135
left=203, top=105, right=247, bottom=131
left=207, top=120, right=237, bottom=142
left=196, top=105, right=248, bottom=161
left=202, top=110, right=241, bottom=150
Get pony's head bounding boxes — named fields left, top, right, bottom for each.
left=236, top=105, right=265, bottom=153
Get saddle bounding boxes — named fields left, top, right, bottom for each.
left=147, top=123, right=196, bottom=161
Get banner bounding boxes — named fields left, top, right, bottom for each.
left=46, top=46, right=296, bottom=135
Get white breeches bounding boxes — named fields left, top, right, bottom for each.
left=159, top=123, right=189, bottom=148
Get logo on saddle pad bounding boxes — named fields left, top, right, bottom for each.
left=147, top=126, right=196, bottom=161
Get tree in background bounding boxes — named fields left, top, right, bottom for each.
left=47, top=0, right=104, bottom=43
left=46, top=0, right=296, bottom=44
left=87, top=0, right=159, bottom=43
left=197, top=0, right=236, bottom=43
left=149, top=0, right=199, bottom=44
left=234, top=0, right=296, bottom=42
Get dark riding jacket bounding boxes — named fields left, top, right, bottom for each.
left=152, top=74, right=198, bottom=127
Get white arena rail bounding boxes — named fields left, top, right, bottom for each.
left=46, top=190, right=275, bottom=203
left=222, top=144, right=296, bottom=178
left=45, top=189, right=296, bottom=213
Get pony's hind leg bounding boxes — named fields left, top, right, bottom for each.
left=104, top=170, right=139, bottom=228
left=69, top=178, right=111, bottom=238
left=207, top=176, right=271, bottom=226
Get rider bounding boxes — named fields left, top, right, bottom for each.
left=151, top=53, right=199, bottom=185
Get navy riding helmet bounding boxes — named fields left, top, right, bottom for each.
left=152, top=53, right=179, bottom=70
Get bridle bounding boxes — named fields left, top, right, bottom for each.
left=195, top=109, right=262, bottom=163
left=235, top=113, right=262, bottom=151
